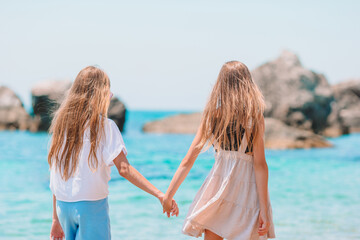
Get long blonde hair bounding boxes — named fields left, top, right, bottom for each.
left=198, top=61, right=265, bottom=152
left=48, top=66, right=111, bottom=180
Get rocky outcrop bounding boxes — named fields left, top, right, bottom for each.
left=31, top=80, right=72, bottom=131
left=142, top=113, right=332, bottom=149
left=143, top=113, right=202, bottom=134
left=251, top=50, right=339, bottom=135
left=329, top=79, right=360, bottom=133
left=31, top=80, right=127, bottom=132
left=0, top=86, right=30, bottom=130
left=142, top=51, right=359, bottom=148
left=264, top=118, right=332, bottom=149
left=108, top=97, right=126, bottom=132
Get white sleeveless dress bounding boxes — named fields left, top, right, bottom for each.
left=182, top=132, right=276, bottom=240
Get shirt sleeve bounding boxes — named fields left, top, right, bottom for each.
left=102, top=119, right=127, bottom=167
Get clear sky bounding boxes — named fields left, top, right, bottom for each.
left=1, top=0, right=359, bottom=110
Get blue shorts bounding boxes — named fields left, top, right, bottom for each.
left=56, top=197, right=111, bottom=240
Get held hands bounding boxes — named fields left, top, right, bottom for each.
left=50, top=219, right=64, bottom=240
left=159, top=193, right=179, bottom=218
left=258, top=209, right=270, bottom=236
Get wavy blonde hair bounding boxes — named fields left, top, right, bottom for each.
left=48, top=66, right=111, bottom=180
left=198, top=61, right=265, bottom=152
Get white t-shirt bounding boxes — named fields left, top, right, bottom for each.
left=49, top=118, right=127, bottom=202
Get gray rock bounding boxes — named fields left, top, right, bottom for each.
left=328, top=79, right=360, bottom=133
left=0, top=86, right=30, bottom=130
left=108, top=97, right=126, bottom=132
left=31, top=80, right=72, bottom=131
left=143, top=51, right=356, bottom=142
left=251, top=50, right=337, bottom=134
left=31, top=80, right=127, bottom=132
left=143, top=113, right=202, bottom=134
left=142, top=113, right=332, bottom=149
left=264, top=118, right=332, bottom=149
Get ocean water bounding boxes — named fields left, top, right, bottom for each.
left=0, top=110, right=359, bottom=240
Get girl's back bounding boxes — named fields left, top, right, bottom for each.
left=164, top=61, right=275, bottom=240
left=50, top=117, right=126, bottom=202
left=49, top=66, right=178, bottom=240
left=48, top=66, right=127, bottom=240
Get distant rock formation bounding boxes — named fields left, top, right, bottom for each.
left=251, top=50, right=339, bottom=135
left=31, top=80, right=127, bottom=132
left=143, top=113, right=202, bottom=134
left=329, top=79, right=360, bottom=134
left=143, top=112, right=332, bottom=149
left=264, top=118, right=332, bottom=149
left=108, top=97, right=126, bottom=132
left=31, top=80, right=72, bottom=131
left=0, top=86, right=30, bottom=130
left=142, top=50, right=360, bottom=148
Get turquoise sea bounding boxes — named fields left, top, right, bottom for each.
left=0, top=110, right=359, bottom=240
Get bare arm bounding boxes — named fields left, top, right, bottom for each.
left=114, top=151, right=163, bottom=199
left=52, top=195, right=58, bottom=221
left=253, top=117, right=268, bottom=209
left=50, top=195, right=64, bottom=239
left=253, top=116, right=270, bottom=236
left=113, top=151, right=179, bottom=217
left=163, top=126, right=203, bottom=212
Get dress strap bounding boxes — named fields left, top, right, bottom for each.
left=239, top=131, right=248, bottom=153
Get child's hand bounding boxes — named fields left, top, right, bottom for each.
left=161, top=195, right=179, bottom=218
left=50, top=219, right=64, bottom=240
left=258, top=210, right=270, bottom=236
left=169, top=199, right=179, bottom=217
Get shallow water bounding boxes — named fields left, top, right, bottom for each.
left=0, top=111, right=359, bottom=240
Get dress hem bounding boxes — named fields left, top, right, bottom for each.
left=183, top=218, right=276, bottom=239
left=183, top=218, right=225, bottom=239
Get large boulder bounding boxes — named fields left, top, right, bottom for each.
left=108, top=98, right=126, bottom=132
left=251, top=50, right=340, bottom=135
left=31, top=80, right=127, bottom=132
left=264, top=118, right=332, bottom=149
left=143, top=113, right=202, bottom=134
left=142, top=113, right=332, bottom=149
left=0, top=86, right=30, bottom=130
left=328, top=79, right=360, bottom=133
left=31, top=80, right=72, bottom=131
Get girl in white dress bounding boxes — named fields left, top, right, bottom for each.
left=162, top=61, right=275, bottom=240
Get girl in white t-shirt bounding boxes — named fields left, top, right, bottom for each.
left=48, top=66, right=178, bottom=240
